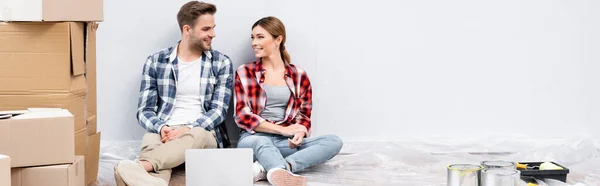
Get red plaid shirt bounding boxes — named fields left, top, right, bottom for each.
left=234, top=60, right=312, bottom=136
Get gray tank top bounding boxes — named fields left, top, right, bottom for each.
left=260, top=85, right=291, bottom=122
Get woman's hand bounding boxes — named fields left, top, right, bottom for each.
left=288, top=132, right=305, bottom=148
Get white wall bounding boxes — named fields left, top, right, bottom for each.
left=98, top=0, right=600, bottom=141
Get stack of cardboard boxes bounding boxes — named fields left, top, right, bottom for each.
left=0, top=0, right=103, bottom=185
left=0, top=109, right=83, bottom=186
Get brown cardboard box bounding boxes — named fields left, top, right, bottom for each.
left=85, top=132, right=101, bottom=185
left=86, top=23, right=98, bottom=118
left=84, top=23, right=100, bottom=185
left=0, top=94, right=86, bottom=132
left=0, top=154, right=10, bottom=186
left=0, top=22, right=87, bottom=95
left=74, top=129, right=88, bottom=156
left=0, top=109, right=74, bottom=168
left=0, top=21, right=99, bottom=183
left=0, top=0, right=103, bottom=21
left=0, top=22, right=95, bottom=157
left=0, top=22, right=88, bottom=132
left=86, top=115, right=97, bottom=136
left=11, top=156, right=85, bottom=186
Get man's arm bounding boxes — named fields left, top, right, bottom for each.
left=190, top=57, right=234, bottom=131
left=136, top=56, right=167, bottom=133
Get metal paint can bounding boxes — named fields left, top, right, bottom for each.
left=447, top=164, right=483, bottom=186
left=481, top=169, right=520, bottom=186
left=481, top=161, right=516, bottom=170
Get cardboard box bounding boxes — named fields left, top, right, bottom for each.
left=0, top=109, right=74, bottom=168
left=74, top=129, right=88, bottom=156
left=86, top=23, right=98, bottom=117
left=0, top=94, right=86, bottom=133
left=11, top=156, right=85, bottom=186
left=0, top=21, right=97, bottom=143
left=84, top=23, right=99, bottom=185
left=0, top=154, right=9, bottom=186
left=0, top=0, right=103, bottom=21
left=86, top=115, right=97, bottom=135
left=85, top=132, right=100, bottom=185
left=0, top=22, right=87, bottom=95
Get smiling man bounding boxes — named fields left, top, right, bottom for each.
left=113, top=1, right=233, bottom=186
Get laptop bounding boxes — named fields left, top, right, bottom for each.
left=185, top=148, right=254, bottom=186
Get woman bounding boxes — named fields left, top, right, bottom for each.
left=235, top=16, right=343, bottom=186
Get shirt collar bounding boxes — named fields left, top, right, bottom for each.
left=167, top=41, right=212, bottom=63
left=256, top=59, right=292, bottom=77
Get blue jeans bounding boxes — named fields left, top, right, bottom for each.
left=237, top=132, right=343, bottom=173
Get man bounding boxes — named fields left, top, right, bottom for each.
left=114, top=1, right=233, bottom=185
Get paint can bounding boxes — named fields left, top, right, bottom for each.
left=481, top=161, right=516, bottom=170
left=481, top=169, right=520, bottom=186
left=447, top=164, right=483, bottom=186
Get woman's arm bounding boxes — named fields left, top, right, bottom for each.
left=254, top=121, right=281, bottom=134
left=292, top=70, right=313, bottom=136
left=234, top=71, right=266, bottom=133
left=255, top=121, right=306, bottom=137
left=234, top=66, right=307, bottom=136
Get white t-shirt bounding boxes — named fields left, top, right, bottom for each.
left=165, top=57, right=205, bottom=126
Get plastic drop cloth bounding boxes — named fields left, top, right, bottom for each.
left=96, top=134, right=600, bottom=186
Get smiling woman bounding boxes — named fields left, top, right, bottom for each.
left=251, top=16, right=291, bottom=64
left=235, top=16, right=344, bottom=186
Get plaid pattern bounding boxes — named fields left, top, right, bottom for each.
left=136, top=43, right=233, bottom=148
left=234, top=60, right=313, bottom=136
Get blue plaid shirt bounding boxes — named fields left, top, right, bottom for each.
left=136, top=43, right=233, bottom=148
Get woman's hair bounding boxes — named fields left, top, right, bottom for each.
left=252, top=16, right=290, bottom=63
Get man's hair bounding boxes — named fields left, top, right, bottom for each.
left=177, top=1, right=217, bottom=32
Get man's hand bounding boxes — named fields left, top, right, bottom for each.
left=279, top=124, right=307, bottom=137
left=288, top=132, right=305, bottom=149
left=160, top=126, right=173, bottom=143
left=163, top=127, right=191, bottom=143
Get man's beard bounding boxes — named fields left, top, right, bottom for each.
left=190, top=36, right=210, bottom=52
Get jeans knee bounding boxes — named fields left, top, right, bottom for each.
left=324, top=134, right=343, bottom=153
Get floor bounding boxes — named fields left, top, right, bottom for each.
left=95, top=134, right=600, bottom=186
